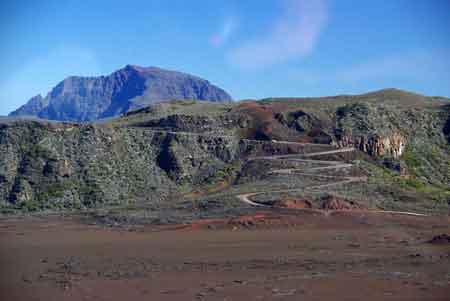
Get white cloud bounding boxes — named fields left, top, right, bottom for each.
left=229, top=0, right=328, bottom=69
left=0, top=46, right=101, bottom=115
left=210, top=17, right=238, bottom=47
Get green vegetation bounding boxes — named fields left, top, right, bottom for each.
left=204, top=161, right=241, bottom=185
left=170, top=99, right=197, bottom=106
left=21, top=143, right=53, bottom=160
left=362, top=158, right=450, bottom=213
left=402, top=147, right=421, bottom=172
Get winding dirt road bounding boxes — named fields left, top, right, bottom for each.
left=238, top=146, right=359, bottom=206
left=237, top=142, right=428, bottom=217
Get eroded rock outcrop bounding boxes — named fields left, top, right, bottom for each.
left=334, top=102, right=408, bottom=158
left=320, top=195, right=364, bottom=210
left=336, top=132, right=406, bottom=158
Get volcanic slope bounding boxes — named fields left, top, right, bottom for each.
left=0, top=89, right=449, bottom=218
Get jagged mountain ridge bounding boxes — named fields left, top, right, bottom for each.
left=9, top=65, right=233, bottom=122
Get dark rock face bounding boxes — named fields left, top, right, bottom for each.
left=427, top=234, right=450, bottom=245
left=443, top=105, right=450, bottom=142
left=10, top=65, right=232, bottom=122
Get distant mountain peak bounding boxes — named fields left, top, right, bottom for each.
left=123, top=64, right=154, bottom=73
left=10, top=66, right=233, bottom=122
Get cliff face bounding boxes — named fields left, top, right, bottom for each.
left=336, top=133, right=406, bottom=158
left=332, top=102, right=409, bottom=158
left=9, top=65, right=233, bottom=122
left=444, top=105, right=450, bottom=142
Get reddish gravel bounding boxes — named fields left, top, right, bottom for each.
left=273, top=199, right=313, bottom=209
left=1, top=213, right=449, bottom=301
left=320, top=195, right=364, bottom=210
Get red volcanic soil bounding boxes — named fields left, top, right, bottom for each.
left=228, top=213, right=267, bottom=227
left=232, top=102, right=311, bottom=142
left=157, top=213, right=288, bottom=231
left=320, top=195, right=364, bottom=210
left=1, top=212, right=449, bottom=301
left=272, top=199, right=313, bottom=209
left=231, top=101, right=335, bottom=144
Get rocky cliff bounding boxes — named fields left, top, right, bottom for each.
left=333, top=102, right=408, bottom=158
left=9, top=65, right=233, bottom=122
left=336, top=133, right=406, bottom=158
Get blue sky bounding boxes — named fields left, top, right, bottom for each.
left=1, top=0, right=449, bottom=115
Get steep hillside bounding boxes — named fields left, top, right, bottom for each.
left=1, top=90, right=449, bottom=214
left=9, top=65, right=232, bottom=122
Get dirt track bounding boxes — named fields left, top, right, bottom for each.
left=238, top=146, right=362, bottom=206
left=238, top=144, right=429, bottom=218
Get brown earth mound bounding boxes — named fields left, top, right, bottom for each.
left=320, top=195, right=363, bottom=210
left=232, top=102, right=309, bottom=142
left=228, top=214, right=267, bottom=228
left=272, top=199, right=313, bottom=209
